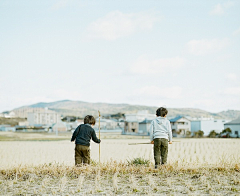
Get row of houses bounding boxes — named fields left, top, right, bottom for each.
left=1, top=108, right=240, bottom=137
left=123, top=111, right=240, bottom=137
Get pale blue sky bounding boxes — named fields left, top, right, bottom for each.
left=0, top=0, right=240, bottom=113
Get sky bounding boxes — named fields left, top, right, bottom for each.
left=0, top=0, right=240, bottom=113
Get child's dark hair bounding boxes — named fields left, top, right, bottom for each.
left=84, top=115, right=96, bottom=125
left=156, top=107, right=168, bottom=117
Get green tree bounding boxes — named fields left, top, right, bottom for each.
left=186, top=130, right=191, bottom=138
left=208, top=130, right=217, bottom=138
left=221, top=128, right=232, bottom=134
left=194, top=130, right=204, bottom=138
left=198, top=130, right=204, bottom=137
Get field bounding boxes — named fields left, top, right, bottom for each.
left=0, top=132, right=239, bottom=195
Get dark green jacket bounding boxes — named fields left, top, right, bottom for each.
left=71, top=124, right=100, bottom=146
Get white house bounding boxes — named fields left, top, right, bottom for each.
left=191, top=118, right=231, bottom=136
left=224, top=117, right=240, bottom=138
left=169, top=116, right=191, bottom=136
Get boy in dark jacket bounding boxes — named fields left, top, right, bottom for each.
left=71, top=115, right=101, bottom=165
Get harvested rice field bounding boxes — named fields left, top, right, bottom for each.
left=0, top=133, right=239, bottom=195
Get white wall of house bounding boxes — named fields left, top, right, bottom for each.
left=139, top=123, right=151, bottom=134
left=191, top=119, right=230, bottom=135
left=171, top=117, right=191, bottom=135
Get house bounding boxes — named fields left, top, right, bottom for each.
left=123, top=111, right=155, bottom=135
left=170, top=116, right=191, bottom=136
left=139, top=119, right=152, bottom=135
left=191, top=118, right=230, bottom=136
left=124, top=121, right=139, bottom=133
left=1, top=111, right=15, bottom=118
left=0, top=125, right=16, bottom=132
left=224, top=117, right=240, bottom=138
left=52, top=121, right=67, bottom=132
left=19, top=121, right=29, bottom=126
left=94, top=118, right=119, bottom=130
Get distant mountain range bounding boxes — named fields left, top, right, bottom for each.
left=13, top=100, right=240, bottom=120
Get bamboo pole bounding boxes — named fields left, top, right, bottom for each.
left=98, top=110, right=101, bottom=163
left=128, top=141, right=179, bottom=145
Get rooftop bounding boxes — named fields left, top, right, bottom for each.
left=224, top=117, right=240, bottom=125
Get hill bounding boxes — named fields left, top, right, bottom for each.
left=13, top=100, right=240, bottom=120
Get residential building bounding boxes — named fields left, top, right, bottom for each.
left=1, top=111, right=16, bottom=118
left=170, top=116, right=191, bottom=136
left=191, top=118, right=230, bottom=136
left=27, top=108, right=60, bottom=126
left=94, top=118, right=119, bottom=130
left=19, top=121, right=29, bottom=126
left=124, top=121, right=139, bottom=133
left=13, top=107, right=50, bottom=118
left=52, top=121, right=67, bottom=132
left=124, top=111, right=155, bottom=134
left=224, top=117, right=240, bottom=138
left=139, top=119, right=152, bottom=135
left=0, top=125, right=16, bottom=132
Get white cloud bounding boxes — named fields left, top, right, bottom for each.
left=223, top=87, right=240, bottom=96
left=130, top=56, right=185, bottom=74
left=209, top=2, right=234, bottom=15
left=187, top=38, right=230, bottom=55
left=134, top=86, right=183, bottom=99
left=226, top=73, right=237, bottom=81
left=233, top=27, right=240, bottom=36
left=86, top=11, right=159, bottom=40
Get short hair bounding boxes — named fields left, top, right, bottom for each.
left=156, top=107, right=168, bottom=117
left=84, top=115, right=96, bottom=125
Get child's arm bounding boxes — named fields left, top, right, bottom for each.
left=167, top=121, right=172, bottom=144
left=91, top=130, right=101, bottom=143
left=71, top=126, right=80, bottom=142
left=149, top=121, right=154, bottom=143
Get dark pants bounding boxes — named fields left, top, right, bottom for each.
left=153, top=138, right=168, bottom=165
left=75, top=144, right=90, bottom=165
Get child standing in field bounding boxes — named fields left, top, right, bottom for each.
left=150, top=107, right=172, bottom=168
left=71, top=115, right=101, bottom=165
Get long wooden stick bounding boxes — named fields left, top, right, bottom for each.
left=98, top=111, right=101, bottom=163
left=128, top=141, right=179, bottom=145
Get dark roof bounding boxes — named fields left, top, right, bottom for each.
left=224, top=118, right=240, bottom=125
left=169, top=116, right=183, bottom=122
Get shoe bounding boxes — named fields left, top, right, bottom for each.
left=155, top=165, right=158, bottom=169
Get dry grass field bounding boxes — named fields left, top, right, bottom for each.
left=0, top=132, right=239, bottom=195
